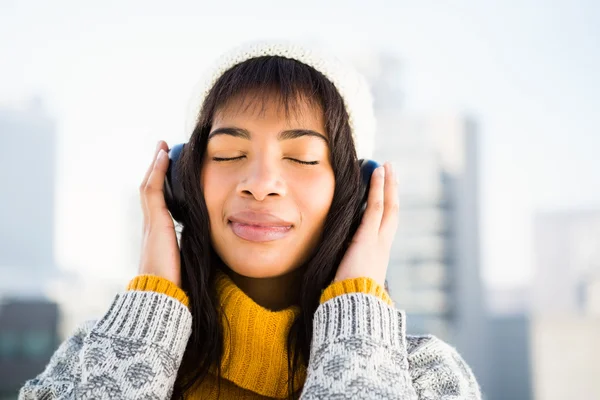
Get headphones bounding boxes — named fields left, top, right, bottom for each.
left=163, top=143, right=380, bottom=223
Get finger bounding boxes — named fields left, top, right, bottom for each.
left=379, top=162, right=400, bottom=244
left=144, top=149, right=171, bottom=223
left=360, top=164, right=386, bottom=235
left=140, top=141, right=168, bottom=190
left=140, top=141, right=168, bottom=224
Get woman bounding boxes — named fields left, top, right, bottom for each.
left=19, top=40, right=481, bottom=399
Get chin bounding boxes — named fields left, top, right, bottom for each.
left=223, top=253, right=298, bottom=279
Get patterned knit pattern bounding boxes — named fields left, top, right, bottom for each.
left=19, top=291, right=192, bottom=399
left=186, top=39, right=377, bottom=160
left=301, top=294, right=481, bottom=399
left=19, top=285, right=481, bottom=399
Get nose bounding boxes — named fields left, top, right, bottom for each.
left=237, top=156, right=287, bottom=201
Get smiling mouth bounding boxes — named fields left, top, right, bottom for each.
left=228, top=221, right=293, bottom=242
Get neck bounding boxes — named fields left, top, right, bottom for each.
left=222, top=266, right=303, bottom=311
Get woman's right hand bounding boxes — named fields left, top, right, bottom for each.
left=138, top=140, right=182, bottom=287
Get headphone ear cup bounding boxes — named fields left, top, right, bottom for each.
left=164, top=143, right=187, bottom=223
left=358, top=159, right=381, bottom=219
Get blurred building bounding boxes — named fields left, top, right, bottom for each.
left=0, top=100, right=57, bottom=276
left=0, top=100, right=62, bottom=297
left=352, top=52, right=489, bottom=394
left=532, top=209, right=600, bottom=315
left=487, top=285, right=531, bottom=315
left=486, top=287, right=533, bottom=400
left=0, top=101, right=62, bottom=397
left=0, top=299, right=60, bottom=399
left=531, top=209, right=600, bottom=400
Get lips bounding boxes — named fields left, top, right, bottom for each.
left=228, top=210, right=293, bottom=227
left=227, top=210, right=293, bottom=242
left=229, top=222, right=292, bottom=242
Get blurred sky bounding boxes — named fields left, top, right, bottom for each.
left=1, top=0, right=599, bottom=289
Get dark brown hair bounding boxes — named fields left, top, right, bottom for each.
left=171, top=55, right=366, bottom=399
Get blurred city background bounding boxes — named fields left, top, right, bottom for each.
left=1, top=0, right=599, bottom=399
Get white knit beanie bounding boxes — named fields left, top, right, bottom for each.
left=188, top=39, right=376, bottom=160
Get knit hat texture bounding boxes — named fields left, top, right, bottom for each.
left=189, top=39, right=376, bottom=160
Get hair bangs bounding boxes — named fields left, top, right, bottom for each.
left=199, top=56, right=341, bottom=134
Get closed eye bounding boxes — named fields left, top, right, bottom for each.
left=212, top=156, right=319, bottom=165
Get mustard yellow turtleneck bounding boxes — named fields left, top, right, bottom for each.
left=127, top=271, right=393, bottom=399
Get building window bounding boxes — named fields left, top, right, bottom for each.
left=21, top=330, right=53, bottom=358
left=0, top=331, right=19, bottom=360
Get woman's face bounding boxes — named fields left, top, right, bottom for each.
left=201, top=93, right=335, bottom=279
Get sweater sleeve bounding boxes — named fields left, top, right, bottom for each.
left=319, top=276, right=394, bottom=306
left=299, top=293, right=482, bottom=400
left=18, top=290, right=192, bottom=399
left=126, top=274, right=190, bottom=307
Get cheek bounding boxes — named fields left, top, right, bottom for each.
left=201, top=167, right=234, bottom=222
left=293, top=171, right=335, bottom=221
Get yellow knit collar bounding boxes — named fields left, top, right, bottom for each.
left=209, top=269, right=307, bottom=398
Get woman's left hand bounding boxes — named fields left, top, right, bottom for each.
left=334, top=162, right=399, bottom=287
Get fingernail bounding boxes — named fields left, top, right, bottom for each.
left=377, top=165, right=385, bottom=177
left=157, top=149, right=166, bottom=161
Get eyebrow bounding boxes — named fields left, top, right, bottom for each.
left=208, top=127, right=329, bottom=145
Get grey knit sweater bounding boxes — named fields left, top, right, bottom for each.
left=19, top=290, right=481, bottom=399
